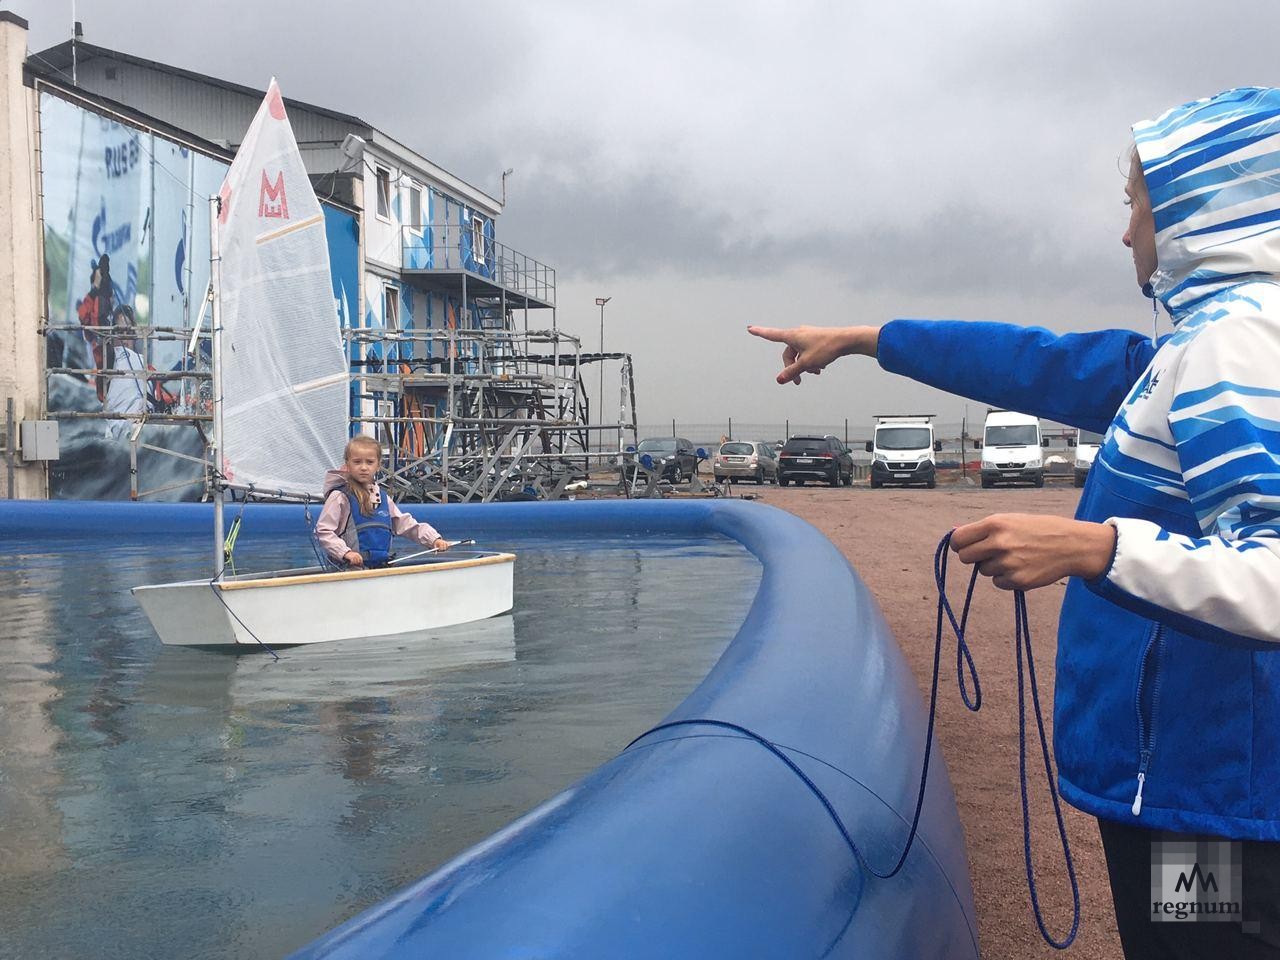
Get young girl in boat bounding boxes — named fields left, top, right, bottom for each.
left=315, top=435, right=449, bottom=568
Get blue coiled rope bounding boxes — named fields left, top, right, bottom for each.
left=625, top=530, right=1080, bottom=949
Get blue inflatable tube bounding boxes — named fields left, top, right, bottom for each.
left=0, top=499, right=978, bottom=958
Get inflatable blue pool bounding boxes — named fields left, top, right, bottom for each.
left=0, top=498, right=978, bottom=958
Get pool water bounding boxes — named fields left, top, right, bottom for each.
left=0, top=531, right=760, bottom=959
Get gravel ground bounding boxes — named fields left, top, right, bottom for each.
left=747, top=479, right=1124, bottom=960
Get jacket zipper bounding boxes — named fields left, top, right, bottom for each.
left=1132, top=622, right=1166, bottom=816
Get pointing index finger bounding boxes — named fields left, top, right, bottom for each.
left=747, top=325, right=792, bottom=344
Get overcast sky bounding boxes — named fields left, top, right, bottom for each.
left=12, top=1, right=1280, bottom=433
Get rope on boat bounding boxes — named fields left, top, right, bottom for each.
left=206, top=576, right=280, bottom=660
left=304, top=499, right=339, bottom=571
left=624, top=531, right=1079, bottom=950
left=206, top=488, right=282, bottom=660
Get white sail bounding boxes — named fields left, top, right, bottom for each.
left=215, top=79, right=347, bottom=497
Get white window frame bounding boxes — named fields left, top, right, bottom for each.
left=376, top=398, right=396, bottom=449
left=407, top=181, right=424, bottom=235
left=375, top=166, right=392, bottom=222
left=471, top=214, right=486, bottom=265
left=383, top=283, right=400, bottom=332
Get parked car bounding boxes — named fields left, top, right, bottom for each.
left=713, top=441, right=778, bottom=484
left=777, top=436, right=854, bottom=487
left=636, top=437, right=699, bottom=482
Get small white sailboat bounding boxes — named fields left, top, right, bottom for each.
left=134, top=552, right=515, bottom=647
left=132, top=80, right=513, bottom=649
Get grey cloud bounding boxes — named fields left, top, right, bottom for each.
left=489, top=161, right=1128, bottom=304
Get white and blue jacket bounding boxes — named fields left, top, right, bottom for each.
left=878, top=87, right=1280, bottom=840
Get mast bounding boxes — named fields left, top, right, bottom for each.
left=210, top=194, right=225, bottom=576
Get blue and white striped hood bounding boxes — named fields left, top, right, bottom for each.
left=1133, top=86, right=1280, bottom=320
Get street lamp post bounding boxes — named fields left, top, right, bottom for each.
left=595, top=297, right=610, bottom=452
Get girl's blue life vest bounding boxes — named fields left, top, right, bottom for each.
left=344, top=488, right=394, bottom=567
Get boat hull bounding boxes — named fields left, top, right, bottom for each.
left=132, top=553, right=515, bottom=647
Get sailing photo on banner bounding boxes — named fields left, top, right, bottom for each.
left=39, top=89, right=359, bottom=500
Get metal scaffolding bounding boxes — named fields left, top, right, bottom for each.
left=338, top=222, right=641, bottom=501
left=348, top=326, right=639, bottom=503
left=43, top=286, right=640, bottom=503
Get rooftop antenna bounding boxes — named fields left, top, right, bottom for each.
left=71, top=3, right=79, bottom=86
left=501, top=167, right=514, bottom=205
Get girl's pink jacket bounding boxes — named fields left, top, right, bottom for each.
left=314, top=468, right=443, bottom=562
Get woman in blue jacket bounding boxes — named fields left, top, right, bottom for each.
left=752, top=87, right=1280, bottom=956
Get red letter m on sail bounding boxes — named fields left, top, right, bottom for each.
left=258, top=170, right=289, bottom=219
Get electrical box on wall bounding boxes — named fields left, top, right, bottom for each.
left=19, top=420, right=59, bottom=461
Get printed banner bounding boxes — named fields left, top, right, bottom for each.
left=40, top=92, right=360, bottom=500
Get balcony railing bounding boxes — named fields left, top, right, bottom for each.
left=401, top=224, right=556, bottom=306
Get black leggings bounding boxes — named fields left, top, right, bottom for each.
left=1098, top=817, right=1280, bottom=959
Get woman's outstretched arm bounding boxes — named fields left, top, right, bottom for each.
left=749, top=320, right=1160, bottom=434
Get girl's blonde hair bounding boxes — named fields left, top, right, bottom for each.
left=344, top=435, right=382, bottom=516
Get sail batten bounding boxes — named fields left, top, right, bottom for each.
left=215, top=79, right=347, bottom=496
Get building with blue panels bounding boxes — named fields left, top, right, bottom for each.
left=1, top=15, right=633, bottom=501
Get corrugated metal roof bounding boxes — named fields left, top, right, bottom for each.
left=31, top=40, right=502, bottom=214
left=35, top=40, right=369, bottom=128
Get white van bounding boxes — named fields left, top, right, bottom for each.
left=1071, top=429, right=1104, bottom=488
left=865, top=415, right=940, bottom=488
left=978, top=410, right=1045, bottom=488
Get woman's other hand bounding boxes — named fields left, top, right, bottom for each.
left=747, top=325, right=879, bottom=385
left=949, top=514, right=1116, bottom=590
left=343, top=550, right=364, bottom=567
left=433, top=538, right=450, bottom=552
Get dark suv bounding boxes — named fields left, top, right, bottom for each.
left=778, top=436, right=854, bottom=487
left=636, top=436, right=699, bottom=482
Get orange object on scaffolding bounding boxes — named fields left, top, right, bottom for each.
left=398, top=362, right=426, bottom=459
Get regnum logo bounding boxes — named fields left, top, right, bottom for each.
left=1151, top=839, right=1241, bottom=922
left=1175, top=863, right=1217, bottom=894
left=258, top=170, right=289, bottom=219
